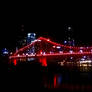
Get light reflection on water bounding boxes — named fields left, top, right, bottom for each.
left=41, top=71, right=92, bottom=90
left=6, top=59, right=92, bottom=91
left=40, top=63, right=92, bottom=90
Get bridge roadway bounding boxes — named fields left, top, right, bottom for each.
left=9, top=52, right=92, bottom=59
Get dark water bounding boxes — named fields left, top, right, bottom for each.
left=1, top=59, right=92, bottom=91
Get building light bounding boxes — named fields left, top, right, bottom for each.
left=27, top=33, right=31, bottom=37
left=33, top=33, right=36, bottom=36
left=80, top=60, right=92, bottom=63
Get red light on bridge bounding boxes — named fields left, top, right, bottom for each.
left=39, top=57, right=47, bottom=67
left=13, top=59, right=17, bottom=66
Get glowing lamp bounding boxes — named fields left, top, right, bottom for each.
left=64, top=41, right=67, bottom=44
left=69, top=50, right=73, bottom=53
left=47, top=39, right=50, bottom=41
left=56, top=46, right=61, bottom=49
left=17, top=54, right=20, bottom=56
left=80, top=50, right=83, bottom=53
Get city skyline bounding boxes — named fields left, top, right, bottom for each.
left=1, top=4, right=92, bottom=50
left=0, top=23, right=92, bottom=49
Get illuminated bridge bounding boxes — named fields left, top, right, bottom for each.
left=9, top=37, right=92, bottom=66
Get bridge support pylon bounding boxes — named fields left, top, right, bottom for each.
left=13, top=59, right=17, bottom=66
left=39, top=57, right=47, bottom=67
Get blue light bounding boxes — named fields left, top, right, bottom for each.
left=2, top=48, right=9, bottom=55
left=57, top=75, right=62, bottom=85
left=83, top=56, right=86, bottom=59
left=64, top=41, right=67, bottom=44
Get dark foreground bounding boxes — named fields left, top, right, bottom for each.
left=1, top=59, right=92, bottom=91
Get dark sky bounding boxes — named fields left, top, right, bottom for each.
left=0, top=3, right=92, bottom=50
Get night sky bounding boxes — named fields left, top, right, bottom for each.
left=0, top=3, right=92, bottom=50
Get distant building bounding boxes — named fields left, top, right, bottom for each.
left=26, top=33, right=36, bottom=54
left=16, top=33, right=36, bottom=54
left=26, top=33, right=36, bottom=45
left=64, top=26, right=75, bottom=46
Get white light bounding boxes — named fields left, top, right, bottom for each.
left=23, top=53, right=25, bottom=55
left=64, top=41, right=67, bottom=44
left=59, top=51, right=63, bottom=53
left=40, top=52, right=43, bottom=55
left=31, top=53, right=34, bottom=55
left=37, top=40, right=41, bottom=42
left=10, top=52, right=13, bottom=55
left=43, top=52, right=46, bottom=55
left=69, top=50, right=73, bottom=53
left=80, top=50, right=83, bottom=53
left=28, top=33, right=31, bottom=37
left=68, top=27, right=71, bottom=30
left=81, top=58, right=85, bottom=61
left=47, top=39, right=50, bottom=41
left=26, top=53, right=28, bottom=56
left=34, top=40, right=38, bottom=42
left=56, top=46, right=61, bottom=49
left=86, top=60, right=92, bottom=63
left=33, top=33, right=36, bottom=36
left=53, top=46, right=56, bottom=48
left=18, top=54, right=20, bottom=56
left=83, top=56, right=86, bottom=59
left=70, top=57, right=73, bottom=59
left=3, top=51, right=8, bottom=54
left=87, top=47, right=89, bottom=49
left=80, top=60, right=92, bottom=63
